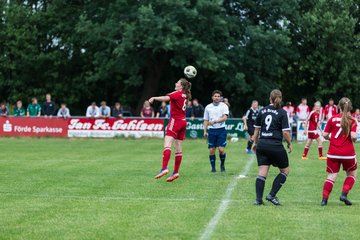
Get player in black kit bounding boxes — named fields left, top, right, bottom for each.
left=243, top=100, right=259, bottom=154
left=252, top=89, right=292, bottom=205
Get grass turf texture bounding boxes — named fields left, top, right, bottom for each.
left=0, top=138, right=360, bottom=239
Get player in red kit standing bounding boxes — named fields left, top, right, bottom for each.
left=321, top=97, right=357, bottom=206
left=302, top=101, right=327, bottom=160
left=148, top=78, right=191, bottom=182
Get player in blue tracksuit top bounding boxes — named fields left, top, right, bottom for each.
left=203, top=90, right=229, bottom=172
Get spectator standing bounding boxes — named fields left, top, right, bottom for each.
left=223, top=98, right=233, bottom=118
left=0, top=102, right=9, bottom=117
left=27, top=98, right=41, bottom=117
left=296, top=98, right=310, bottom=121
left=57, top=103, right=71, bottom=119
left=156, top=101, right=168, bottom=118
left=192, top=98, right=204, bottom=118
left=141, top=100, right=154, bottom=118
left=13, top=101, right=26, bottom=117
left=99, top=101, right=111, bottom=118
left=324, top=98, right=338, bottom=121
left=112, top=102, right=123, bottom=118
left=352, top=108, right=360, bottom=122
left=283, top=101, right=295, bottom=139
left=185, top=101, right=192, bottom=118
left=86, top=102, right=100, bottom=118
left=42, top=93, right=56, bottom=117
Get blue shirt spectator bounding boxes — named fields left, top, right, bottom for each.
left=99, top=101, right=111, bottom=118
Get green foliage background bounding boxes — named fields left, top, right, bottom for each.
left=1, top=0, right=359, bottom=115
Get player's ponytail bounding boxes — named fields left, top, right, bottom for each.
left=180, top=78, right=192, bottom=102
left=338, top=97, right=353, bottom=136
left=270, top=89, right=282, bottom=109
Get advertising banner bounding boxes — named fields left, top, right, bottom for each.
left=0, top=117, right=68, bottom=137
left=67, top=118, right=165, bottom=138
left=296, top=120, right=326, bottom=141
left=164, top=118, right=247, bottom=139
left=297, top=120, right=360, bottom=142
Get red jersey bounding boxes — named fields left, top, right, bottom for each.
left=307, top=110, right=320, bottom=132
left=324, top=104, right=338, bottom=120
left=324, top=114, right=357, bottom=159
left=168, top=90, right=187, bottom=120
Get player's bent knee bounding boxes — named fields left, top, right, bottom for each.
left=280, top=167, right=289, bottom=175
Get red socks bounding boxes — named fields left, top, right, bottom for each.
left=318, top=146, right=323, bottom=157
left=161, top=147, right=183, bottom=174
left=174, top=152, right=182, bottom=174
left=322, top=178, right=334, bottom=199
left=162, top=147, right=171, bottom=170
left=322, top=176, right=356, bottom=200
left=303, top=146, right=309, bottom=157
left=342, top=176, right=356, bottom=194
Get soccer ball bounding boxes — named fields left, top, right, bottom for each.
left=184, top=65, right=197, bottom=78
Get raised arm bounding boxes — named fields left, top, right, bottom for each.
left=149, top=96, right=170, bottom=104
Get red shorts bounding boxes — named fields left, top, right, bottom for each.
left=326, top=157, right=357, bottom=173
left=165, top=118, right=186, bottom=140
left=308, top=132, right=320, bottom=139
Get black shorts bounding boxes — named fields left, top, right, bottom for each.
left=256, top=144, right=289, bottom=169
left=247, top=127, right=255, bottom=136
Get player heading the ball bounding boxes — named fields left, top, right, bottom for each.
left=149, top=78, right=192, bottom=182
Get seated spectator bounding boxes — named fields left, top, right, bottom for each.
left=0, top=102, right=9, bottom=117
left=192, top=98, right=204, bottom=118
left=57, top=103, right=71, bottom=119
left=42, top=93, right=56, bottom=117
left=156, top=101, right=168, bottom=118
left=13, top=100, right=26, bottom=117
left=112, top=102, right=123, bottom=118
left=27, top=98, right=41, bottom=117
left=352, top=108, right=360, bottom=122
left=223, top=98, right=233, bottom=118
left=86, top=102, right=100, bottom=118
left=140, top=100, right=154, bottom=118
left=99, top=101, right=111, bottom=118
left=186, top=101, right=192, bottom=118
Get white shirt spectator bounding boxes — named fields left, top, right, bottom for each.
left=57, top=107, right=71, bottom=118
left=296, top=103, right=310, bottom=121
left=99, top=106, right=111, bottom=118
left=86, top=105, right=100, bottom=118
left=204, top=102, right=229, bottom=129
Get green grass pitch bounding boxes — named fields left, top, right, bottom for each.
left=1, top=137, right=360, bottom=239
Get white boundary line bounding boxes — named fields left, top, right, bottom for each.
left=199, top=155, right=256, bottom=240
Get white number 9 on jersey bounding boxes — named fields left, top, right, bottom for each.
left=265, top=115, right=273, bottom=131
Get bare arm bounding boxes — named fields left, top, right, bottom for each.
left=242, top=115, right=248, bottom=130
left=148, top=96, right=170, bottom=104
left=303, top=119, right=309, bottom=134
left=251, top=128, right=260, bottom=153
left=323, top=132, right=330, bottom=140
left=317, top=121, right=322, bottom=133
left=282, top=130, right=292, bottom=153
left=351, top=131, right=357, bottom=142
left=204, top=120, right=209, bottom=137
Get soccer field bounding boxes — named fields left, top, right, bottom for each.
left=1, top=138, right=360, bottom=239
